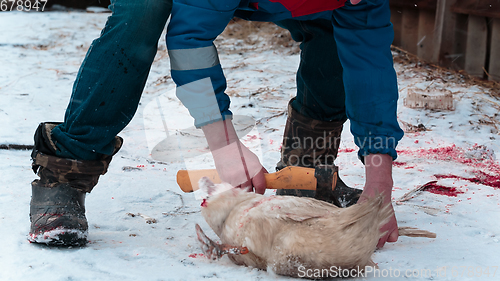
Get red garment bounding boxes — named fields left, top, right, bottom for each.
left=269, top=0, right=347, bottom=17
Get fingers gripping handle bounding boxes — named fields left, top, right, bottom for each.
left=177, top=166, right=323, bottom=192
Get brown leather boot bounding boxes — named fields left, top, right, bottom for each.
left=276, top=100, right=362, bottom=207
left=28, top=123, right=122, bottom=246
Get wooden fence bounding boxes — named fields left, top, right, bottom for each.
left=390, top=0, right=500, bottom=81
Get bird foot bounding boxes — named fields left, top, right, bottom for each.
left=195, top=224, right=249, bottom=260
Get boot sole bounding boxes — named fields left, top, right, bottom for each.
left=28, top=228, right=88, bottom=247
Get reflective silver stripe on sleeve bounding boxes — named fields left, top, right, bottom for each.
left=169, top=45, right=220, bottom=71
left=176, top=77, right=222, bottom=127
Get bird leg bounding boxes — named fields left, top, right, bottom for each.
left=398, top=226, right=436, bottom=238
left=195, top=224, right=249, bottom=260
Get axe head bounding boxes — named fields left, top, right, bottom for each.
left=313, top=165, right=341, bottom=206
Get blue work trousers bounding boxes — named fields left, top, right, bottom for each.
left=51, top=0, right=402, bottom=161
left=277, top=0, right=404, bottom=159
left=51, top=0, right=172, bottom=160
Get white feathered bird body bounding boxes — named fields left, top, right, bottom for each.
left=200, top=183, right=393, bottom=278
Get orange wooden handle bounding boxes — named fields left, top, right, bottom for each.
left=177, top=166, right=319, bottom=193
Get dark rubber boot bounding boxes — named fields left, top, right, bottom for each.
left=276, top=100, right=362, bottom=207
left=29, top=183, right=88, bottom=246
left=28, top=123, right=121, bottom=246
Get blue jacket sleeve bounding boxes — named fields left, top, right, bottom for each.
left=166, top=0, right=240, bottom=127
left=332, top=0, right=404, bottom=160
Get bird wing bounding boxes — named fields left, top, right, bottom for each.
left=254, top=195, right=341, bottom=222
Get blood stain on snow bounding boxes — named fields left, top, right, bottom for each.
left=435, top=173, right=500, bottom=189
left=246, top=135, right=258, bottom=141
left=339, top=148, right=356, bottom=153
left=397, top=145, right=500, bottom=189
left=393, top=161, right=407, bottom=167
left=189, top=253, right=205, bottom=258
left=424, top=182, right=464, bottom=197
left=392, top=161, right=416, bottom=169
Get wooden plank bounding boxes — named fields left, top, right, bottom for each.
left=389, top=0, right=437, bottom=11
left=432, top=0, right=458, bottom=65
left=391, top=7, right=403, bottom=46
left=489, top=18, right=500, bottom=81
left=451, top=0, right=500, bottom=19
left=401, top=8, right=420, bottom=54
left=417, top=9, right=436, bottom=61
left=452, top=13, right=468, bottom=69
left=432, top=0, right=447, bottom=63
left=465, top=15, right=488, bottom=77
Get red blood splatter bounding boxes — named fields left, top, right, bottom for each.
left=414, top=140, right=419, bottom=144
left=241, top=196, right=281, bottom=214
left=339, top=148, right=356, bottom=153
left=189, top=253, right=205, bottom=258
left=397, top=145, right=500, bottom=189
left=424, top=182, right=464, bottom=197
left=435, top=172, right=500, bottom=189
left=201, top=199, right=208, bottom=207
left=392, top=161, right=416, bottom=169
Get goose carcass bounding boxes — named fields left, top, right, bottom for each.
left=196, top=177, right=394, bottom=278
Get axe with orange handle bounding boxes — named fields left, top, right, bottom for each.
left=176, top=165, right=339, bottom=202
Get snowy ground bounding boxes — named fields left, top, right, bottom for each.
left=1, top=10, right=500, bottom=281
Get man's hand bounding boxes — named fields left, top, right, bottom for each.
left=202, top=119, right=268, bottom=194
left=211, top=140, right=267, bottom=194
left=359, top=188, right=398, bottom=248
left=360, top=154, right=399, bottom=248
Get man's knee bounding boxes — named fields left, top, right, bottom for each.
left=108, top=0, right=172, bottom=35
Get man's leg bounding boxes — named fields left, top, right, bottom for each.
left=29, top=0, right=172, bottom=246
left=274, top=19, right=361, bottom=207
left=275, top=19, right=346, bottom=122
left=51, top=0, right=172, bottom=160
